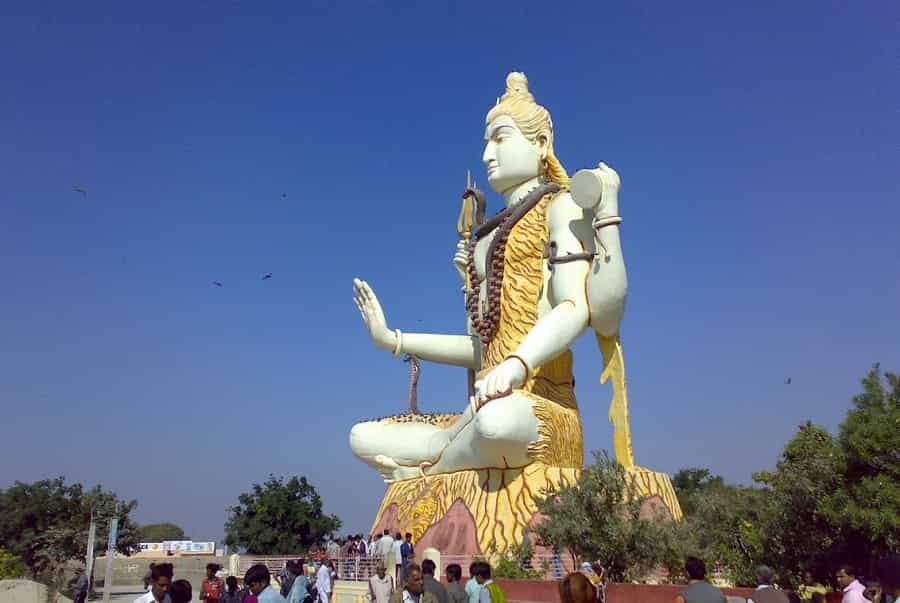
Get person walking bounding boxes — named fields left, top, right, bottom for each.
left=288, top=559, right=312, bottom=603
left=473, top=562, right=505, bottom=603
left=202, top=563, right=225, bottom=603
left=464, top=563, right=480, bottom=603
left=369, top=561, right=395, bottom=603
left=400, top=534, right=415, bottom=584
left=143, top=563, right=157, bottom=591
left=421, top=560, right=448, bottom=603
left=376, top=530, right=395, bottom=560
left=445, top=564, right=467, bottom=603
left=674, top=556, right=726, bottom=603
left=245, top=563, right=287, bottom=603
left=71, top=568, right=89, bottom=603
left=797, top=571, right=828, bottom=602
left=134, top=563, right=173, bottom=603
left=221, top=577, right=244, bottom=603
left=388, top=564, right=439, bottom=603
left=316, top=557, right=333, bottom=603
left=747, top=566, right=788, bottom=603
left=392, top=532, right=404, bottom=581
left=835, top=564, right=867, bottom=603
left=170, top=580, right=193, bottom=603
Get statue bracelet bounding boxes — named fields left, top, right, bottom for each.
left=504, top=354, right=532, bottom=383
left=392, top=329, right=403, bottom=357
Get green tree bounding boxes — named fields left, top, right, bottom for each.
left=674, top=473, right=772, bottom=586
left=671, top=468, right=725, bottom=517
left=746, top=365, right=899, bottom=584
left=137, top=523, right=189, bottom=542
left=532, top=451, right=679, bottom=582
left=753, top=422, right=843, bottom=582
left=826, top=365, right=900, bottom=564
left=224, top=475, right=341, bottom=554
left=0, top=478, right=139, bottom=577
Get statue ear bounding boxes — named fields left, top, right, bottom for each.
left=536, top=133, right=549, bottom=159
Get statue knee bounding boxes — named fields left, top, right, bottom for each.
left=474, top=398, right=536, bottom=444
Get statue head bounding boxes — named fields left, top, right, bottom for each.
left=483, top=72, right=568, bottom=193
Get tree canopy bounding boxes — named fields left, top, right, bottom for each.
left=224, top=475, right=341, bottom=554
left=137, top=522, right=189, bottom=542
left=0, top=477, right=138, bottom=577
left=674, top=364, right=900, bottom=586
left=534, top=365, right=898, bottom=587
left=532, top=451, right=681, bottom=582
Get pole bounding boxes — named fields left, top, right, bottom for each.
left=85, top=511, right=96, bottom=592
left=101, top=510, right=119, bottom=603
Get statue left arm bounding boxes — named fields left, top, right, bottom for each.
left=474, top=195, right=591, bottom=403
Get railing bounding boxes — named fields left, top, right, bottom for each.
left=241, top=554, right=392, bottom=582
left=438, top=553, right=576, bottom=582
left=241, top=552, right=577, bottom=583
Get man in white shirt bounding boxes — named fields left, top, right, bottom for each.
left=391, top=532, right=403, bottom=581
left=134, top=563, right=173, bottom=603
left=376, top=529, right=395, bottom=559
left=316, top=559, right=332, bottom=603
left=836, top=564, right=867, bottom=603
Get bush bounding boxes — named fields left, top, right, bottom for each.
left=488, top=540, right=544, bottom=580
left=0, top=547, right=26, bottom=579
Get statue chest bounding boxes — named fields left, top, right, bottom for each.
left=465, top=191, right=554, bottom=346
left=472, top=230, right=497, bottom=281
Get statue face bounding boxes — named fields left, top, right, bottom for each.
left=482, top=115, right=543, bottom=194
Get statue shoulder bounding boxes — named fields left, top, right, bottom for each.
left=548, top=189, right=592, bottom=238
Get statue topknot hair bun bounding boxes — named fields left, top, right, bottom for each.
left=503, top=72, right=535, bottom=102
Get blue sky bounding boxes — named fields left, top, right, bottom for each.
left=1, top=1, right=897, bottom=542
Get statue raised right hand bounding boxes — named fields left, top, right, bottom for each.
left=353, top=278, right=395, bottom=351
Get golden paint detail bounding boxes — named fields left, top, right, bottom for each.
left=626, top=465, right=683, bottom=520
left=477, top=190, right=583, bottom=468
left=481, top=191, right=552, bottom=372
left=372, top=463, right=580, bottom=553
left=372, top=463, right=682, bottom=552
left=597, top=333, right=635, bottom=468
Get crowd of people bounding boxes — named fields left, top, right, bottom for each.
left=669, top=555, right=900, bottom=603
left=125, top=544, right=899, bottom=603
left=129, top=555, right=508, bottom=603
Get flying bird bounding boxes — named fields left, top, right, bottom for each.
left=72, top=185, right=87, bottom=197
left=785, top=377, right=792, bottom=385
left=262, top=273, right=272, bottom=280
left=212, top=281, right=224, bottom=287
left=281, top=193, right=287, bottom=200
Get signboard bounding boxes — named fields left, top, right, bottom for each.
left=138, top=540, right=216, bottom=555
left=107, top=518, right=119, bottom=560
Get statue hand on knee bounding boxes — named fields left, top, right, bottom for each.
left=473, top=357, right=528, bottom=408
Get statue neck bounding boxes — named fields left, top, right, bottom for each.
left=501, top=176, right=542, bottom=208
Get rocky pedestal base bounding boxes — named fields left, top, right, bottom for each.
left=369, top=463, right=681, bottom=556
